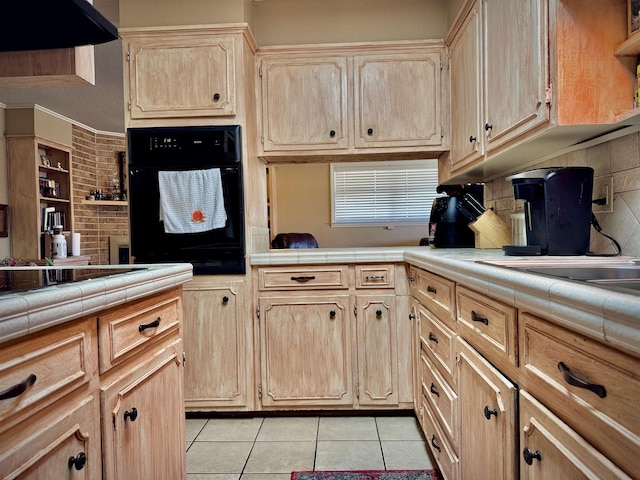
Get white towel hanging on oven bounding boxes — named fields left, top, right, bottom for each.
left=158, top=168, right=227, bottom=234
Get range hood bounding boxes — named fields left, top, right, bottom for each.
left=0, top=0, right=118, bottom=52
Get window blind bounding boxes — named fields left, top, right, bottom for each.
left=331, top=160, right=440, bottom=225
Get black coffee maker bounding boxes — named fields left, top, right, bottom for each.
left=428, top=183, right=484, bottom=248
left=507, top=167, right=593, bottom=255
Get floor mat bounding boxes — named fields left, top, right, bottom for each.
left=291, top=470, right=440, bottom=480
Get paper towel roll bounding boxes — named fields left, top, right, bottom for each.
left=71, top=232, right=81, bottom=257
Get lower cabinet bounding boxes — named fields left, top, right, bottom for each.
left=519, top=390, right=631, bottom=479
left=457, top=337, right=518, bottom=480
left=101, top=339, right=186, bottom=480
left=183, top=278, right=251, bottom=410
left=258, top=294, right=354, bottom=407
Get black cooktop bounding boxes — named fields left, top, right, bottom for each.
left=0, top=267, right=144, bottom=295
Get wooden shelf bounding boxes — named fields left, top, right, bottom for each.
left=615, top=32, right=640, bottom=56
left=40, top=196, right=70, bottom=203
left=39, top=165, right=69, bottom=174
left=80, top=199, right=128, bottom=206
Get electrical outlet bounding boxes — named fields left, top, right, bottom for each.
left=592, top=176, right=613, bottom=213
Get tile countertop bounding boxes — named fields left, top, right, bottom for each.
left=0, top=263, right=193, bottom=346
left=251, top=247, right=640, bottom=357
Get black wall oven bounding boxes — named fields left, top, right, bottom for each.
left=127, top=125, right=245, bottom=274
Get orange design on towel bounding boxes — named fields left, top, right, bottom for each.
left=191, top=210, right=206, bottom=223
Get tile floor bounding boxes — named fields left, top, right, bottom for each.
left=186, top=414, right=436, bottom=480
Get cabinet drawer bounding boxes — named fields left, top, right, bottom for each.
left=0, top=319, right=96, bottom=434
left=98, top=289, right=182, bottom=373
left=421, top=353, right=458, bottom=448
left=258, top=266, right=349, bottom=290
left=421, top=399, right=460, bottom=480
left=419, top=303, right=456, bottom=384
left=456, top=285, right=517, bottom=367
left=355, top=264, right=394, bottom=289
left=413, top=268, right=455, bottom=327
left=521, top=313, right=640, bottom=478
left=519, top=390, right=632, bottom=480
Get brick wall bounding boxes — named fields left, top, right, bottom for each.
left=72, top=125, right=128, bottom=265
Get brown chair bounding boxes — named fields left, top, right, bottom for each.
left=271, top=233, right=319, bottom=249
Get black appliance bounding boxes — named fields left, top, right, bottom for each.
left=127, top=125, right=245, bottom=275
left=506, top=167, right=593, bottom=255
left=428, top=184, right=484, bottom=248
left=0, top=0, right=118, bottom=52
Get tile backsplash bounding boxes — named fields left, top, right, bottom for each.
left=485, top=129, right=640, bottom=258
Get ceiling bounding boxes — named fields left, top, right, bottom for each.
left=0, top=0, right=125, bottom=134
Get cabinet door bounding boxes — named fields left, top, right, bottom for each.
left=0, top=395, right=101, bottom=480
left=457, top=337, right=518, bottom=480
left=519, top=390, right=631, bottom=479
left=483, top=0, right=548, bottom=151
left=354, top=52, right=443, bottom=148
left=449, top=2, right=484, bottom=172
left=356, top=295, right=398, bottom=406
left=101, top=340, right=186, bottom=480
left=183, top=284, right=247, bottom=408
left=127, top=36, right=235, bottom=119
left=260, top=57, right=349, bottom=151
left=259, top=295, right=353, bottom=407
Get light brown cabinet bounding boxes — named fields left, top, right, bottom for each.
left=255, top=263, right=410, bottom=410
left=183, top=279, right=251, bottom=410
left=121, top=28, right=237, bottom=120
left=257, top=42, right=447, bottom=160
left=7, top=136, right=73, bottom=261
left=259, top=56, right=349, bottom=152
left=410, top=262, right=639, bottom=479
left=0, top=287, right=187, bottom=480
left=444, top=0, right=633, bottom=181
left=457, top=336, right=518, bottom=480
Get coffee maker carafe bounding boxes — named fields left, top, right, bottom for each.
left=506, top=167, right=593, bottom=255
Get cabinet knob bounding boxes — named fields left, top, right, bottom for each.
left=329, top=310, right=336, bottom=319
left=484, top=122, right=493, bottom=132
left=469, top=135, right=477, bottom=143
left=222, top=296, right=229, bottom=304
left=409, top=314, right=416, bottom=321
left=124, top=407, right=138, bottom=422
left=376, top=309, right=382, bottom=317
left=213, top=93, right=221, bottom=101
left=367, top=128, right=374, bottom=135
left=483, top=405, right=498, bottom=420
left=523, top=447, right=542, bottom=465
left=330, top=130, right=336, bottom=137
left=68, top=452, right=87, bottom=471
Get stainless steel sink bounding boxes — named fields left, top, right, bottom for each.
left=481, top=258, right=640, bottom=295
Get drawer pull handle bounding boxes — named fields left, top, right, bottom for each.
left=557, top=362, right=606, bottom=398
left=139, top=317, right=161, bottom=332
left=124, top=407, right=138, bottom=422
left=213, top=93, right=221, bottom=101
left=365, top=275, right=385, bottom=280
left=0, top=373, right=36, bottom=400
left=409, top=314, right=416, bottom=321
left=471, top=310, right=489, bottom=325
left=430, top=434, right=441, bottom=453
left=523, top=447, right=542, bottom=465
left=430, top=383, right=440, bottom=397
left=484, top=405, right=498, bottom=420
left=427, top=285, right=437, bottom=294
left=291, top=276, right=316, bottom=282
left=222, top=296, right=229, bottom=304
left=68, top=452, right=87, bottom=471
left=428, top=332, right=439, bottom=344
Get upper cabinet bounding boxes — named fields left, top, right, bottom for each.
left=121, top=27, right=242, bottom=122
left=257, top=41, right=448, bottom=161
left=445, top=0, right=634, bottom=182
